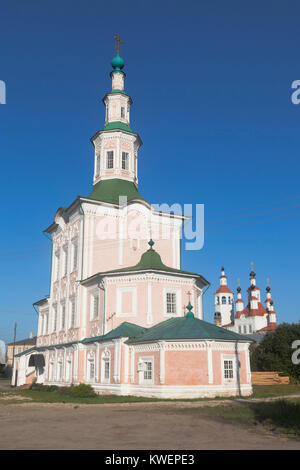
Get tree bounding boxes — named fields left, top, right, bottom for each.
left=250, top=323, right=300, bottom=381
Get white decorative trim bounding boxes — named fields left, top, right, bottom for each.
left=147, top=282, right=152, bottom=324
left=207, top=346, right=213, bottom=384
left=159, top=344, right=165, bottom=384
left=116, top=286, right=137, bottom=317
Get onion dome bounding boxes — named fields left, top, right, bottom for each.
left=250, top=270, right=256, bottom=279
left=111, top=53, right=125, bottom=72
left=186, top=301, right=194, bottom=318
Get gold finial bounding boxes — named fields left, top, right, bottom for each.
left=114, top=34, right=123, bottom=55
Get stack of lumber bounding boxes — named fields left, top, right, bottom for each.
left=251, top=371, right=290, bottom=385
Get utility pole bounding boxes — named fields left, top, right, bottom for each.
left=11, top=322, right=17, bottom=376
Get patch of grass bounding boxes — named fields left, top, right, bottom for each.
left=251, top=384, right=300, bottom=399
left=186, top=398, right=300, bottom=437
left=251, top=399, right=300, bottom=435
left=196, top=404, right=256, bottom=426
left=17, top=389, right=167, bottom=404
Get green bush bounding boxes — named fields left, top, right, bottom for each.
left=56, top=386, right=72, bottom=395
left=30, top=382, right=96, bottom=397
left=68, top=383, right=97, bottom=398
left=30, top=383, right=59, bottom=392
left=250, top=323, right=300, bottom=381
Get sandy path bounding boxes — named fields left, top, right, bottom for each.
left=0, top=401, right=300, bottom=450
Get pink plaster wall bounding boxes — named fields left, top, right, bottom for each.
left=165, top=350, right=209, bottom=385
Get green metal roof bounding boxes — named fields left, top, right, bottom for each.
left=104, top=121, right=133, bottom=133
left=126, top=316, right=253, bottom=344
left=83, top=322, right=146, bottom=344
left=14, top=318, right=252, bottom=359
left=14, top=340, right=80, bottom=357
left=88, top=178, right=147, bottom=205
left=15, top=323, right=146, bottom=356
left=99, top=244, right=209, bottom=283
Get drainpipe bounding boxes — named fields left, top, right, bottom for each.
left=43, top=231, right=53, bottom=296
left=78, top=199, right=85, bottom=281
left=195, top=282, right=211, bottom=319
left=97, top=274, right=106, bottom=335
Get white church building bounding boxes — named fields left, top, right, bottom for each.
left=214, top=267, right=277, bottom=335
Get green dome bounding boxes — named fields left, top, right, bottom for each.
left=111, top=53, right=125, bottom=72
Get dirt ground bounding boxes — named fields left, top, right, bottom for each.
left=1, top=401, right=300, bottom=450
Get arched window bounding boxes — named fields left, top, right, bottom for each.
left=101, top=349, right=111, bottom=383
left=88, top=359, right=95, bottom=381
left=222, top=296, right=226, bottom=305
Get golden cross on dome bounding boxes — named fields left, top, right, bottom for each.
left=250, top=261, right=254, bottom=271
left=267, top=277, right=270, bottom=287
left=114, top=34, right=123, bottom=54
left=186, top=291, right=192, bottom=302
left=237, top=278, right=240, bottom=287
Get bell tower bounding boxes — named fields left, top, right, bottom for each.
left=91, top=35, right=142, bottom=187
left=214, top=267, right=234, bottom=326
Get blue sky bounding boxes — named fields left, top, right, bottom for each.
left=0, top=0, right=299, bottom=343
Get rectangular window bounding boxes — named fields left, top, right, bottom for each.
left=96, top=153, right=100, bottom=176
left=121, top=107, right=125, bottom=118
left=144, top=361, right=152, bottom=381
left=70, top=299, right=76, bottom=327
left=92, top=293, right=99, bottom=320
left=55, top=252, right=60, bottom=280
left=89, top=361, right=95, bottom=380
left=107, top=151, right=114, bottom=169
left=122, top=152, right=129, bottom=170
left=61, top=304, right=66, bottom=330
left=224, top=360, right=234, bottom=379
left=249, top=324, right=252, bottom=333
left=49, top=362, right=54, bottom=381
left=63, top=246, right=68, bottom=276
left=238, top=326, right=242, bottom=334
left=243, top=325, right=247, bottom=334
left=104, top=361, right=110, bottom=380
left=58, top=362, right=63, bottom=381
left=66, top=361, right=72, bottom=382
left=166, top=292, right=177, bottom=314
left=72, top=241, right=78, bottom=271
left=53, top=306, right=57, bottom=332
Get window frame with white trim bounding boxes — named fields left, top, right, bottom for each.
left=138, top=356, right=154, bottom=385
left=90, top=291, right=100, bottom=321
left=221, top=354, right=236, bottom=384
left=101, top=350, right=111, bottom=384
left=106, top=150, right=114, bottom=169
left=163, top=288, right=181, bottom=317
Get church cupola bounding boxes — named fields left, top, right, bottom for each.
left=265, top=279, right=277, bottom=326
left=247, top=262, right=261, bottom=303
left=91, top=35, right=142, bottom=189
left=214, top=267, right=234, bottom=326
left=235, top=279, right=244, bottom=314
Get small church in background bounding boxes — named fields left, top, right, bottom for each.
left=214, top=266, right=277, bottom=336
